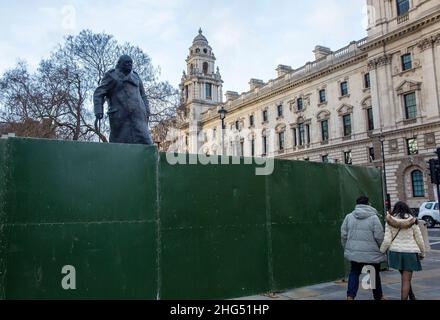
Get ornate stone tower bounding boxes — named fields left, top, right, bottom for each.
left=179, top=28, right=223, bottom=154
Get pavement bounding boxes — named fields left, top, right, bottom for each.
left=429, top=227, right=440, bottom=250
left=237, top=227, right=440, bottom=300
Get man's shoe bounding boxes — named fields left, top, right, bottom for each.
left=347, top=296, right=354, bottom=300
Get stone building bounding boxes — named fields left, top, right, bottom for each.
left=173, top=0, right=440, bottom=210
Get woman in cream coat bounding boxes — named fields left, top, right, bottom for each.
left=380, top=201, right=425, bottom=300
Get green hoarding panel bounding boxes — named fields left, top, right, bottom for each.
left=5, top=223, right=156, bottom=299
left=0, top=140, right=7, bottom=299
left=5, top=138, right=157, bottom=223
left=2, top=138, right=158, bottom=299
left=338, top=165, right=385, bottom=220
left=267, top=160, right=345, bottom=292
left=159, top=154, right=270, bottom=299
left=0, top=138, right=384, bottom=299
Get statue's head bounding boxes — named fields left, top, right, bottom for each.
left=116, top=55, right=133, bottom=75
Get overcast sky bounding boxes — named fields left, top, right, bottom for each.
left=0, top=0, right=368, bottom=94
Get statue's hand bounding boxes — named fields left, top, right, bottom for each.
left=96, top=113, right=104, bottom=120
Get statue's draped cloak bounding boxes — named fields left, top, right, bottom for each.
left=94, top=69, right=153, bottom=145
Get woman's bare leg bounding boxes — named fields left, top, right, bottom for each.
left=400, top=271, right=416, bottom=300
left=401, top=271, right=413, bottom=300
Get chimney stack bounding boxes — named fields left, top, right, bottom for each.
left=225, top=91, right=239, bottom=102
left=249, top=79, right=264, bottom=91
left=313, top=46, right=332, bottom=60
left=276, top=65, right=292, bottom=77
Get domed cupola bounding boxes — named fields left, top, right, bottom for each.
left=193, top=28, right=208, bottom=45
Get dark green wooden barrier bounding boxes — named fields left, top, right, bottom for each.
left=0, top=138, right=383, bottom=299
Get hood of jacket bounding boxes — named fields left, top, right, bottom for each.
left=351, top=204, right=378, bottom=220
left=386, top=213, right=415, bottom=229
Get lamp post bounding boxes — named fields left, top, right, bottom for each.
left=379, top=134, right=391, bottom=212
left=218, top=106, right=228, bottom=155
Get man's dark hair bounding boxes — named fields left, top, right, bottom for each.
left=356, top=196, right=369, bottom=205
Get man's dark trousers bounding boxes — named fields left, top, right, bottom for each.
left=347, top=261, right=383, bottom=300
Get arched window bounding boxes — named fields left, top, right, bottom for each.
left=411, top=170, right=425, bottom=197
left=203, top=62, right=209, bottom=74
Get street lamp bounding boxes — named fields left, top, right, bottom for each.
left=218, top=106, right=228, bottom=155
left=379, top=134, right=391, bottom=212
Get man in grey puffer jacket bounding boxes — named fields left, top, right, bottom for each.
left=341, top=196, right=386, bottom=300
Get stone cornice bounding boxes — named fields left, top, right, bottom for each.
left=417, top=32, right=440, bottom=52
left=367, top=54, right=393, bottom=70
left=275, top=120, right=440, bottom=159
left=360, top=10, right=440, bottom=52
left=201, top=53, right=368, bottom=125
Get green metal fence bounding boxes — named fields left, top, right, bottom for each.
left=0, top=138, right=383, bottom=299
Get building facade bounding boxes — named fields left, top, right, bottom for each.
left=173, top=0, right=440, bottom=210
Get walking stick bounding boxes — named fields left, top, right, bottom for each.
left=95, top=117, right=102, bottom=143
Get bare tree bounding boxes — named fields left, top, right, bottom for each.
left=0, top=30, right=179, bottom=142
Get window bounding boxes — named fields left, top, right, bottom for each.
left=397, top=0, right=410, bottom=16
left=364, top=73, right=371, bottom=89
left=298, top=123, right=305, bottom=146
left=340, top=81, right=349, bottom=96
left=401, top=53, right=412, bottom=71
left=249, top=115, right=255, bottom=127
left=344, top=151, right=353, bottom=165
left=369, top=147, right=375, bottom=162
left=213, top=128, right=217, bottom=139
left=321, top=120, right=329, bottom=142
left=322, top=155, right=329, bottom=163
left=306, top=124, right=310, bottom=144
left=343, top=114, right=352, bottom=136
left=411, top=170, right=425, bottom=197
left=205, top=83, right=212, bottom=99
left=240, top=140, right=244, bottom=157
left=319, top=89, right=326, bottom=103
left=367, top=108, right=374, bottom=131
left=251, top=139, right=255, bottom=157
left=185, top=135, right=188, bottom=146
left=277, top=105, right=283, bottom=117
left=203, top=62, right=209, bottom=74
left=404, top=92, right=417, bottom=119
left=293, top=128, right=297, bottom=147
left=297, top=98, right=303, bottom=111
left=278, top=132, right=285, bottom=151
left=407, top=138, right=418, bottom=155
left=235, top=120, right=240, bottom=131
left=262, top=136, right=268, bottom=156
left=425, top=203, right=433, bottom=210
left=262, top=110, right=268, bottom=122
